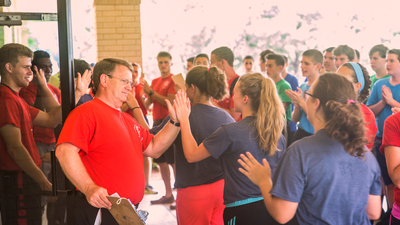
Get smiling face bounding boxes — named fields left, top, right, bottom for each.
left=105, top=64, right=133, bottom=107
left=35, top=57, right=53, bottom=82
left=9, top=56, right=33, bottom=90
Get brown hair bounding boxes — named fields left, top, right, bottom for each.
left=333, top=45, right=355, bottom=61
left=0, top=43, right=33, bottom=75
left=312, top=73, right=366, bottom=158
left=238, top=73, right=286, bottom=155
left=92, top=58, right=133, bottom=90
left=185, top=66, right=228, bottom=101
left=341, top=63, right=372, bottom=102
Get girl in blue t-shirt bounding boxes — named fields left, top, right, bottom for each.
left=173, top=66, right=235, bottom=225
left=238, top=73, right=382, bottom=224
left=174, top=73, right=298, bottom=225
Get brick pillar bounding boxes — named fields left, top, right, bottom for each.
left=94, top=0, right=142, bottom=65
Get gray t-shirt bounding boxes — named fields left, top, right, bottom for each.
left=174, top=104, right=235, bottom=188
left=271, top=130, right=381, bottom=225
left=203, top=116, right=286, bottom=205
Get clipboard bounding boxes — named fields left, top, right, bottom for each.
left=107, top=196, right=145, bottom=225
left=171, top=73, right=185, bottom=90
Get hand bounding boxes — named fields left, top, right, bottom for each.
left=285, top=88, right=304, bottom=105
left=238, top=152, right=271, bottom=187
left=84, top=185, right=112, bottom=209
left=76, top=69, right=92, bottom=96
left=173, top=89, right=191, bottom=123
left=142, top=80, right=152, bottom=94
left=126, top=92, right=139, bottom=109
left=174, top=84, right=182, bottom=92
left=39, top=178, right=53, bottom=192
left=33, top=66, right=47, bottom=87
left=382, top=85, right=393, bottom=105
left=392, top=107, right=400, bottom=114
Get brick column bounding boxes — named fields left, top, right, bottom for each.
left=94, top=0, right=142, bottom=65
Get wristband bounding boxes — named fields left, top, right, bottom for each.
left=169, top=119, right=180, bottom=127
left=131, top=106, right=140, bottom=110
left=149, top=90, right=154, bottom=96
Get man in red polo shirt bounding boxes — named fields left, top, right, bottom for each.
left=0, top=43, right=87, bottom=225
left=56, top=58, right=183, bottom=224
left=143, top=51, right=177, bottom=204
left=210, top=46, right=241, bottom=121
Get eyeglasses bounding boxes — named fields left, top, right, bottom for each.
left=304, top=90, right=317, bottom=99
left=106, top=74, right=134, bottom=87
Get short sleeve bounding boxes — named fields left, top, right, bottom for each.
left=56, top=108, right=95, bottom=153
left=28, top=105, right=40, bottom=121
left=270, top=146, right=304, bottom=203
left=366, top=83, right=380, bottom=106
left=202, top=126, right=232, bottom=159
left=380, top=113, right=400, bottom=154
left=0, top=97, right=22, bottom=128
left=279, top=83, right=292, bottom=103
left=167, top=80, right=177, bottom=95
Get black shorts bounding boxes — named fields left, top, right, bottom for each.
left=223, top=200, right=299, bottom=225
left=0, top=170, right=42, bottom=225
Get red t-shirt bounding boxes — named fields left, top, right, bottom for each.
left=126, top=84, right=148, bottom=117
left=218, top=74, right=239, bottom=110
left=361, top=104, right=377, bottom=150
left=0, top=85, right=41, bottom=170
left=20, top=82, right=61, bottom=144
left=380, top=112, right=400, bottom=207
left=151, top=75, right=176, bottom=120
left=56, top=98, right=154, bottom=204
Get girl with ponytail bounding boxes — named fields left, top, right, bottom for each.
left=173, top=66, right=235, bottom=225
left=174, top=73, right=297, bottom=225
left=238, top=73, right=382, bottom=224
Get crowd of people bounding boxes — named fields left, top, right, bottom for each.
left=1, top=41, right=400, bottom=225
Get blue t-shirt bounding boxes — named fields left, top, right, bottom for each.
left=203, top=116, right=286, bottom=205
left=271, top=130, right=381, bottom=225
left=366, top=77, right=400, bottom=137
left=297, top=83, right=314, bottom=134
left=174, top=104, right=235, bottom=188
left=284, top=73, right=299, bottom=92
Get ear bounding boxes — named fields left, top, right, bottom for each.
left=355, top=82, right=362, bottom=91
left=243, top=95, right=249, bottom=104
left=170, top=62, right=174, bottom=67
left=5, top=63, right=13, bottom=74
left=312, top=97, right=321, bottom=110
left=99, top=74, right=108, bottom=88
left=316, top=63, right=322, bottom=71
left=278, top=65, right=284, bottom=72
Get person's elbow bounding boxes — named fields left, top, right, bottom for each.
left=367, top=209, right=381, bottom=220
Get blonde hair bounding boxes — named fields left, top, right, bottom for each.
left=238, top=73, right=286, bottom=155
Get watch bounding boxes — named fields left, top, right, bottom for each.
left=149, top=90, right=154, bottom=96
left=169, top=119, right=180, bottom=127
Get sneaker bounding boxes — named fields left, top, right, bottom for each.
left=150, top=195, right=174, bottom=204
left=144, top=185, right=158, bottom=195
left=170, top=202, right=176, bottom=210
